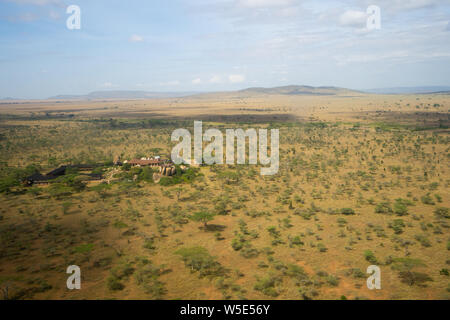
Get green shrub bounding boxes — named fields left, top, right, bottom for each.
left=389, top=219, right=405, bottom=234
left=421, top=194, right=435, bottom=205
left=375, top=202, right=392, bottom=214
left=266, top=226, right=279, bottom=237
left=414, top=234, right=431, bottom=247
left=346, top=268, right=365, bottom=278
left=240, top=246, right=259, bottom=258
left=317, top=243, right=327, bottom=252
left=337, top=218, right=347, bottom=226
left=73, top=243, right=94, bottom=254
left=288, top=235, right=304, bottom=247
left=190, top=211, right=216, bottom=227
left=135, top=264, right=165, bottom=298
left=215, top=201, right=228, bottom=215
left=434, top=207, right=449, bottom=219
left=143, top=238, right=156, bottom=251
left=111, top=263, right=135, bottom=279
left=0, top=164, right=40, bottom=193
left=107, top=276, right=124, bottom=291
left=298, top=287, right=318, bottom=300
left=254, top=274, right=281, bottom=297
left=364, top=250, right=377, bottom=264
left=393, top=201, right=408, bottom=216
left=113, top=220, right=128, bottom=229
left=326, top=275, right=339, bottom=287
left=341, top=208, right=355, bottom=215
left=231, top=236, right=245, bottom=251
left=175, top=246, right=226, bottom=278
left=391, top=257, right=426, bottom=272
left=398, top=271, right=432, bottom=286
left=284, top=264, right=309, bottom=281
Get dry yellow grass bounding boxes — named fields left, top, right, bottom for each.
left=0, top=92, right=448, bottom=300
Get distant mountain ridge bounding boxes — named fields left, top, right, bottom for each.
left=48, top=90, right=199, bottom=100
left=239, top=85, right=362, bottom=96
left=1, top=97, right=21, bottom=100
left=46, top=86, right=362, bottom=101
left=6, top=85, right=449, bottom=101
left=364, top=86, right=450, bottom=94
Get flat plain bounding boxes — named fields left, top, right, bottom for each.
left=0, top=90, right=449, bottom=300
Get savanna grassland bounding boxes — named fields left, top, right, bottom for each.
left=0, top=91, right=449, bottom=300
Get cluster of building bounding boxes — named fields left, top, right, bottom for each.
left=121, top=156, right=177, bottom=177
left=24, top=164, right=102, bottom=186
left=24, top=156, right=179, bottom=187
left=124, top=156, right=171, bottom=167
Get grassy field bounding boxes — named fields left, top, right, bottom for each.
left=0, top=92, right=449, bottom=300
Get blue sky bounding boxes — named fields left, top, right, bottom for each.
left=1, top=0, right=450, bottom=98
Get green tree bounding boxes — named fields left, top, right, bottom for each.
left=175, top=246, right=225, bottom=278
left=190, top=211, right=216, bottom=227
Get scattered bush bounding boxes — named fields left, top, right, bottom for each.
left=375, top=202, right=392, bottom=214
left=254, top=274, right=281, bottom=297
left=364, top=250, right=377, bottom=264
left=340, top=208, right=355, bottom=215
left=107, top=276, right=124, bottom=291
left=434, top=207, right=449, bottom=219
left=398, top=271, right=432, bottom=287
left=175, top=246, right=226, bottom=278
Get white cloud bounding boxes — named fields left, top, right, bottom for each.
left=277, top=6, right=301, bottom=17
left=129, top=34, right=144, bottom=42
left=17, top=12, right=38, bottom=22
left=209, top=75, right=222, bottom=83
left=48, top=10, right=60, bottom=20
left=333, top=51, right=410, bottom=66
left=228, top=74, right=246, bottom=83
left=198, top=0, right=305, bottom=26
left=362, top=0, right=440, bottom=12
left=101, top=82, right=116, bottom=88
left=237, top=0, right=295, bottom=8
left=395, top=0, right=436, bottom=10
left=192, top=78, right=202, bottom=84
left=160, top=80, right=180, bottom=86
left=6, top=0, right=64, bottom=6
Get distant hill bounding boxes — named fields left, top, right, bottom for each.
left=364, top=86, right=450, bottom=94
left=48, top=90, right=199, bottom=100
left=43, top=85, right=450, bottom=101
left=48, top=86, right=362, bottom=101
left=1, top=97, right=20, bottom=100
left=238, top=85, right=361, bottom=96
